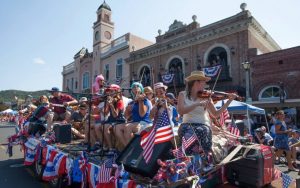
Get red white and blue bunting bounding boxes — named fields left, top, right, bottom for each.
left=203, top=65, right=221, bottom=77
left=161, top=73, right=174, bottom=84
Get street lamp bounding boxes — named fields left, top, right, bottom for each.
left=242, top=61, right=252, bottom=103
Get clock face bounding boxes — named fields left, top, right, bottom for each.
left=104, top=31, right=111, bottom=40
left=95, top=31, right=99, bottom=41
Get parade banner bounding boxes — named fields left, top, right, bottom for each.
left=203, top=65, right=221, bottom=77
left=161, top=73, right=174, bottom=84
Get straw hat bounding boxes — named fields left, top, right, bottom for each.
left=154, top=82, right=168, bottom=90
left=185, top=71, right=211, bottom=82
left=144, top=86, right=153, bottom=94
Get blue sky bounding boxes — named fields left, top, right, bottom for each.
left=0, top=0, right=299, bottom=91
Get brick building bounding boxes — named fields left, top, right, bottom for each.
left=250, top=46, right=300, bottom=123
left=62, top=2, right=300, bottom=124
left=126, top=4, right=280, bottom=96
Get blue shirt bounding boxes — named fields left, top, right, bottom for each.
left=170, top=105, right=179, bottom=126
left=132, top=99, right=152, bottom=123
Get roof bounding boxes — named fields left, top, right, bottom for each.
left=215, top=99, right=265, bottom=115
left=74, top=47, right=88, bottom=59
left=98, top=1, right=111, bottom=11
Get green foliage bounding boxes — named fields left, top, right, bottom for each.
left=0, top=90, right=49, bottom=103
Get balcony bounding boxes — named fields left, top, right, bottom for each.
left=101, top=35, right=129, bottom=58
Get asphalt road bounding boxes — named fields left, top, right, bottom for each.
left=0, top=123, right=48, bottom=188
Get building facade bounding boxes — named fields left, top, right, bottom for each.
left=126, top=5, right=280, bottom=96
left=62, top=1, right=152, bottom=94
left=62, top=2, right=300, bottom=123
left=250, top=46, right=300, bottom=123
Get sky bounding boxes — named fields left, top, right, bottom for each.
left=0, top=0, right=299, bottom=91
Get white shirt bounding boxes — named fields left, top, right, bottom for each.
left=182, top=92, right=210, bottom=125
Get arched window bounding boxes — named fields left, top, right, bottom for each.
left=82, top=72, right=90, bottom=90
left=258, top=86, right=286, bottom=101
left=206, top=46, right=230, bottom=80
left=167, top=58, right=184, bottom=85
left=207, top=47, right=227, bottom=67
left=139, top=66, right=151, bottom=86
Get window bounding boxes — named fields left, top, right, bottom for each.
left=75, top=81, right=78, bottom=89
left=105, top=64, right=109, bottom=80
left=82, top=72, right=90, bottom=90
left=104, top=14, right=110, bottom=22
left=139, top=66, right=151, bottom=87
left=207, top=47, right=227, bottom=66
left=259, top=86, right=286, bottom=101
left=66, top=79, right=69, bottom=90
left=71, top=78, right=74, bottom=90
left=116, top=58, right=123, bottom=79
left=206, top=46, right=231, bottom=80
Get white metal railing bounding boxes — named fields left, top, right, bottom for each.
left=114, top=35, right=126, bottom=46
left=101, top=45, right=111, bottom=54
left=101, top=35, right=128, bottom=56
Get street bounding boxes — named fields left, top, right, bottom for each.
left=0, top=123, right=47, bottom=188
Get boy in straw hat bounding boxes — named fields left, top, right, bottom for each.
left=177, top=71, right=237, bottom=156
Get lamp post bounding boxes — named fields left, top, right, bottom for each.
left=242, top=61, right=252, bottom=103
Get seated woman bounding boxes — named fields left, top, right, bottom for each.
left=123, top=82, right=152, bottom=146
left=150, top=82, right=173, bottom=123
left=289, top=130, right=300, bottom=168
left=28, top=95, right=50, bottom=137
left=177, top=71, right=236, bottom=157
left=101, top=84, right=126, bottom=153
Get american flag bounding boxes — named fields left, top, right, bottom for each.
left=172, top=147, right=185, bottom=158
left=230, top=124, right=240, bottom=136
left=141, top=110, right=173, bottom=163
left=219, top=100, right=230, bottom=126
left=99, top=159, right=113, bottom=183
left=182, top=134, right=197, bottom=151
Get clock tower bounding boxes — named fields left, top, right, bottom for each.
left=92, top=1, right=114, bottom=78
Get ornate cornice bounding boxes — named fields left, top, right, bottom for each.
left=127, top=10, right=281, bottom=64
left=248, top=17, right=281, bottom=50
left=127, top=19, right=249, bottom=63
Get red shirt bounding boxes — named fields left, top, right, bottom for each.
left=50, top=94, right=75, bottom=114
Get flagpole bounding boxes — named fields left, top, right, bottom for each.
left=172, top=74, right=177, bottom=98
left=151, top=66, right=155, bottom=89
left=211, top=66, right=222, bottom=92
left=166, top=106, right=178, bottom=150
left=139, top=67, right=146, bottom=84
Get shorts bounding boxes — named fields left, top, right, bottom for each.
left=137, top=121, right=153, bottom=134
left=179, top=123, right=212, bottom=154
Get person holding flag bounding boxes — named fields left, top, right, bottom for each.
left=177, top=71, right=237, bottom=156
